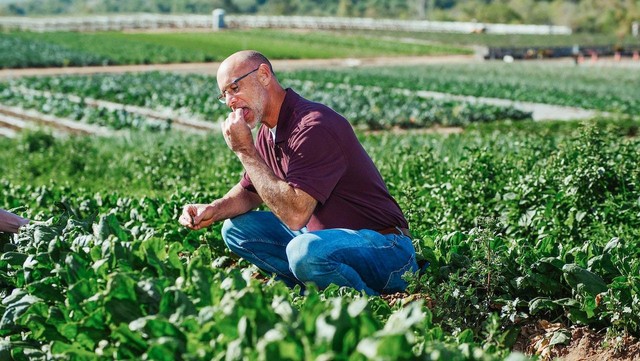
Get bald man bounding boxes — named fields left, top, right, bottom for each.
left=179, top=50, right=417, bottom=295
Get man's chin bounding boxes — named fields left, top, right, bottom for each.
left=248, top=116, right=262, bottom=129
left=246, top=119, right=258, bottom=129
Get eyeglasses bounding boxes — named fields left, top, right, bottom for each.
left=217, top=67, right=260, bottom=104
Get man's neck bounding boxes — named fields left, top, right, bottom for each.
left=262, top=87, right=287, bottom=129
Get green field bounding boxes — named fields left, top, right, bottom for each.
left=3, top=62, right=636, bottom=135
left=289, top=63, right=640, bottom=114
left=2, top=69, right=535, bottom=131
left=0, top=29, right=472, bottom=68
left=1, top=117, right=639, bottom=359
left=1, top=27, right=640, bottom=360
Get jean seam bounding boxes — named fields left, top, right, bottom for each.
left=238, top=236, right=289, bottom=246
left=380, top=235, right=414, bottom=291
left=234, top=241, right=299, bottom=284
left=382, top=253, right=416, bottom=292
left=325, top=263, right=356, bottom=289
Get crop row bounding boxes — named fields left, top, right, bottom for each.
left=287, top=80, right=531, bottom=128
left=0, top=85, right=170, bottom=132
left=6, top=72, right=531, bottom=131
left=289, top=63, right=640, bottom=115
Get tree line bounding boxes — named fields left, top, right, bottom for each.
left=1, top=0, right=639, bottom=36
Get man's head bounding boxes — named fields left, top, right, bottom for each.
left=217, top=50, right=284, bottom=128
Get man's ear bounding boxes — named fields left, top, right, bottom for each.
left=258, top=64, right=271, bottom=86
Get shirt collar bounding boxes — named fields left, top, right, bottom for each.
left=269, top=126, right=277, bottom=142
left=273, top=88, right=299, bottom=144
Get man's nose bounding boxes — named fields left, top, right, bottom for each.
left=226, top=93, right=238, bottom=107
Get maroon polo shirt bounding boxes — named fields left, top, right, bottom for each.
left=240, top=89, right=408, bottom=232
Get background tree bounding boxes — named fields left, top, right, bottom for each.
left=1, top=0, right=640, bottom=35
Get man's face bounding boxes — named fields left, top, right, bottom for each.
left=217, top=65, right=266, bottom=129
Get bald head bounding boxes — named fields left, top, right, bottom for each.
left=218, top=50, right=275, bottom=79
left=216, top=50, right=286, bottom=129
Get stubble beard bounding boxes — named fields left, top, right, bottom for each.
left=248, top=92, right=266, bottom=129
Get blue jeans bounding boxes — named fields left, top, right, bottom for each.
left=221, top=211, right=418, bottom=295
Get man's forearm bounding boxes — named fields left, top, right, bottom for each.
left=237, top=150, right=314, bottom=230
left=211, top=183, right=263, bottom=222
left=180, top=183, right=261, bottom=230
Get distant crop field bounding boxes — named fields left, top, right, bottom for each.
left=2, top=69, right=532, bottom=132
left=341, top=29, right=638, bottom=48
left=0, top=29, right=472, bottom=68
left=3, top=62, right=635, bottom=136
left=289, top=63, right=640, bottom=114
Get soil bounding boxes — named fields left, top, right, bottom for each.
left=381, top=292, right=640, bottom=361
left=380, top=291, right=435, bottom=309
left=0, top=54, right=478, bottom=79
left=512, top=319, right=640, bottom=360
left=2, top=55, right=637, bottom=79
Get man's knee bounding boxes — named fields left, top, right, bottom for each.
left=286, top=234, right=324, bottom=283
left=221, top=218, right=234, bottom=246
left=221, top=215, right=252, bottom=250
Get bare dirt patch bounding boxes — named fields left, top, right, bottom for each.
left=513, top=320, right=640, bottom=361
left=380, top=292, right=435, bottom=309
left=0, top=103, right=111, bottom=136
left=0, top=55, right=477, bottom=79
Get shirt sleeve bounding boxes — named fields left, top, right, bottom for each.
left=239, top=172, right=257, bottom=193
left=285, top=125, right=347, bottom=204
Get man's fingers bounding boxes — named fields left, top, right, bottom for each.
left=192, top=212, right=202, bottom=226
left=179, top=205, right=198, bottom=228
left=179, top=213, right=192, bottom=227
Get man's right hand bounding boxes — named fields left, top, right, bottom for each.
left=179, top=204, right=215, bottom=230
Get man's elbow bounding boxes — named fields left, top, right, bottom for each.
left=278, top=192, right=315, bottom=231
left=283, top=213, right=310, bottom=232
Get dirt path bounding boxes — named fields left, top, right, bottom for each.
left=0, top=55, right=478, bottom=79
left=411, top=89, right=605, bottom=121
left=0, top=103, right=112, bottom=136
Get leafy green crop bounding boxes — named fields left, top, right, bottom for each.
left=289, top=63, right=640, bottom=115
left=0, top=87, right=169, bottom=131
left=0, top=34, right=109, bottom=69
left=0, top=207, right=515, bottom=360
left=7, top=71, right=532, bottom=131
left=1, top=117, right=639, bottom=359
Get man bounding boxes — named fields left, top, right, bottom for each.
left=0, top=209, right=29, bottom=233
left=179, top=50, right=417, bottom=295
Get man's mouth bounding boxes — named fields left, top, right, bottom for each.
left=240, top=108, right=252, bottom=120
